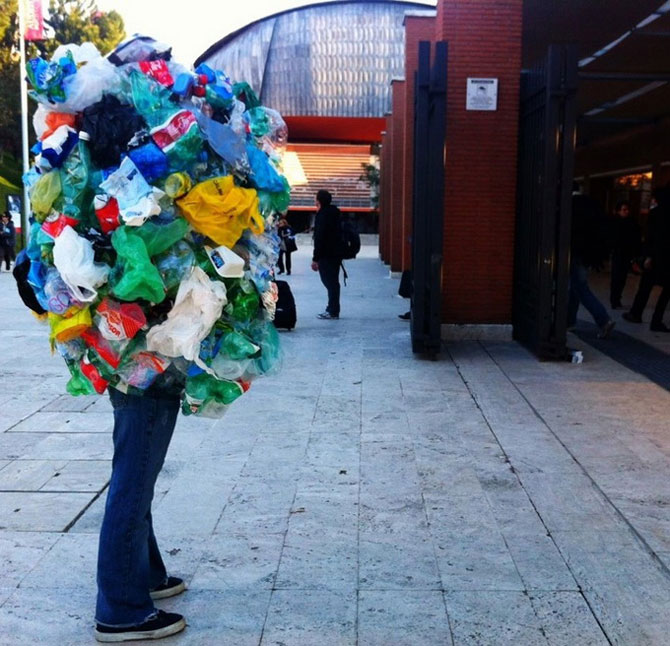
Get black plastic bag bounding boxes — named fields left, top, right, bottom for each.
left=81, top=95, right=146, bottom=169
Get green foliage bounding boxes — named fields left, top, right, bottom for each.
left=359, top=162, right=380, bottom=208
left=0, top=0, right=125, bottom=161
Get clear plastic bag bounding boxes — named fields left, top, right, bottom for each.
left=146, top=266, right=228, bottom=360
left=52, top=226, right=111, bottom=302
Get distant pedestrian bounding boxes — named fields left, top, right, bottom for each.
left=311, top=189, right=342, bottom=320
left=609, top=200, right=640, bottom=309
left=568, top=187, right=615, bottom=338
left=623, top=187, right=670, bottom=332
left=0, top=212, right=16, bottom=271
left=277, top=216, right=296, bottom=275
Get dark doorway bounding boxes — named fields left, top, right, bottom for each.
left=513, top=45, right=578, bottom=359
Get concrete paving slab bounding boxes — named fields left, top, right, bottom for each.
left=358, top=590, right=452, bottom=646
left=0, top=460, right=68, bottom=491
left=261, top=589, right=356, bottom=646
left=445, top=590, right=550, bottom=646
left=9, top=411, right=113, bottom=433
left=0, top=531, right=61, bottom=588
left=0, top=492, right=96, bottom=531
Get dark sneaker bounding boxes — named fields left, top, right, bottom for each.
left=150, top=576, right=186, bottom=600
left=597, top=320, right=615, bottom=339
left=95, top=610, right=186, bottom=642
left=398, top=311, right=410, bottom=320
left=317, top=312, right=339, bottom=319
left=622, top=312, right=642, bottom=323
left=650, top=321, right=670, bottom=333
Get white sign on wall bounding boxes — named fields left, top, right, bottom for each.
left=466, top=78, right=498, bottom=111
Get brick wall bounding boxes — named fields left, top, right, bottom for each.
left=402, top=16, right=437, bottom=271
left=390, top=80, right=405, bottom=272
left=436, top=0, right=523, bottom=323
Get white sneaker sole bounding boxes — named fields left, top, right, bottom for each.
left=150, top=580, right=187, bottom=600
left=94, top=616, right=186, bottom=642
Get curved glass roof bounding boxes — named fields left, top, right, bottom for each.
left=197, top=1, right=435, bottom=117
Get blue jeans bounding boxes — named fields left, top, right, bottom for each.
left=568, top=260, right=609, bottom=328
left=96, top=388, right=180, bottom=627
left=318, top=257, right=341, bottom=316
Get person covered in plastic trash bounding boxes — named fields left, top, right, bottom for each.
left=311, top=189, right=343, bottom=319
left=0, top=212, right=16, bottom=271
left=20, top=33, right=287, bottom=643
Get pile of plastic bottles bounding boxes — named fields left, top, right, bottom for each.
left=20, top=36, right=290, bottom=417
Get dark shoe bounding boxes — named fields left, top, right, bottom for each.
left=622, top=312, right=642, bottom=324
left=597, top=320, right=615, bottom=339
left=650, top=321, right=670, bottom=333
left=317, top=312, right=339, bottom=320
left=398, top=311, right=410, bottom=320
left=286, top=271, right=291, bottom=275
left=277, top=270, right=284, bottom=275
left=150, top=576, right=186, bottom=600
left=95, top=610, right=186, bottom=642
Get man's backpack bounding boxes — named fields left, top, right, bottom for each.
left=339, top=217, right=361, bottom=260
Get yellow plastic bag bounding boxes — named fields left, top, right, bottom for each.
left=30, top=170, right=62, bottom=220
left=49, top=307, right=92, bottom=344
left=176, top=176, right=264, bottom=248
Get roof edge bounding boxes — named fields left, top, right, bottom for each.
left=194, top=0, right=436, bottom=66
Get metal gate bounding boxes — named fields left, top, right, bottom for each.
left=411, top=40, right=448, bottom=356
left=513, top=45, right=578, bottom=359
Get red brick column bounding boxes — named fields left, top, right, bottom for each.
left=436, top=0, right=522, bottom=323
left=390, top=80, right=405, bottom=273
left=402, top=16, right=437, bottom=272
left=379, top=117, right=393, bottom=263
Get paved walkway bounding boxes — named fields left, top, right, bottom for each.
left=1, top=244, right=670, bottom=645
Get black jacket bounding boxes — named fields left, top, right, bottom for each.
left=645, top=205, right=670, bottom=285
left=0, top=220, right=15, bottom=247
left=611, top=215, right=640, bottom=260
left=571, top=194, right=611, bottom=269
left=312, top=204, right=342, bottom=262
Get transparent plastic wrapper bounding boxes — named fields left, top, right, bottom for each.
left=40, top=267, right=82, bottom=315
left=100, top=157, right=161, bottom=226
left=65, top=359, right=98, bottom=396
left=182, top=372, right=248, bottom=417
left=109, top=226, right=166, bottom=303
left=129, top=68, right=177, bottom=128
left=30, top=171, right=62, bottom=220
left=59, top=133, right=91, bottom=222
left=176, top=176, right=263, bottom=248
left=245, top=319, right=282, bottom=377
left=26, top=51, right=76, bottom=104
left=224, top=278, right=260, bottom=322
left=146, top=267, right=227, bottom=360
left=108, top=35, right=172, bottom=67
left=60, top=56, right=122, bottom=113
left=155, top=240, right=196, bottom=292
left=116, top=346, right=171, bottom=390
left=196, top=111, right=249, bottom=174
left=246, top=145, right=286, bottom=193
left=52, top=226, right=110, bottom=302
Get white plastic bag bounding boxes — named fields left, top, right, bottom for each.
left=52, top=226, right=111, bottom=302
left=60, top=56, right=122, bottom=113
left=146, top=267, right=228, bottom=360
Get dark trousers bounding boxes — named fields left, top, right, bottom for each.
left=630, top=270, right=670, bottom=324
left=278, top=250, right=292, bottom=274
left=1, top=244, right=14, bottom=270
left=609, top=251, right=630, bottom=307
left=318, top=257, right=341, bottom=316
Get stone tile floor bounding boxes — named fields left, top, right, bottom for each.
left=0, top=244, right=669, bottom=645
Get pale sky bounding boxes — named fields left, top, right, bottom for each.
left=94, top=0, right=437, bottom=66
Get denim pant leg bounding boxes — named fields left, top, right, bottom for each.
left=570, top=261, right=609, bottom=328
left=318, top=257, right=341, bottom=316
left=96, top=389, right=179, bottom=627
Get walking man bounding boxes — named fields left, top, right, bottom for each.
left=311, top=189, right=342, bottom=320
left=0, top=212, right=16, bottom=271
